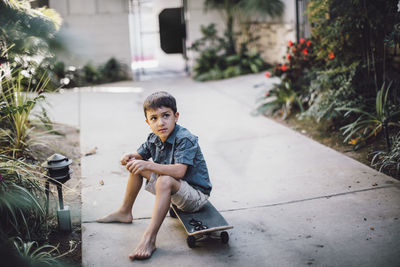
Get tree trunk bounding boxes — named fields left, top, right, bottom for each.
left=225, top=14, right=236, bottom=55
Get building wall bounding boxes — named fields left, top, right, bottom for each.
left=185, top=0, right=229, bottom=70
left=186, top=0, right=225, bottom=43
left=186, top=0, right=296, bottom=65
left=49, top=0, right=132, bottom=70
left=49, top=0, right=297, bottom=76
left=247, top=0, right=297, bottom=64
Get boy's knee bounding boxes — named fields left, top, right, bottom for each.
left=156, top=175, right=177, bottom=192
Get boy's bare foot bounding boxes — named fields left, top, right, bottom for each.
left=96, top=210, right=133, bottom=223
left=128, top=234, right=156, bottom=260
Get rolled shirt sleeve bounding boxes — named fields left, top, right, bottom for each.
left=174, top=137, right=198, bottom=166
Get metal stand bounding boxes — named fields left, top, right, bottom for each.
left=45, top=179, right=71, bottom=232
left=45, top=180, right=50, bottom=214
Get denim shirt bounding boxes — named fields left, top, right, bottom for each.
left=137, top=124, right=212, bottom=195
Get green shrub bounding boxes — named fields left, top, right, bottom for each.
left=100, top=58, right=129, bottom=83
left=259, top=38, right=317, bottom=118
left=191, top=23, right=268, bottom=81
left=81, top=62, right=100, bottom=85
left=190, top=24, right=227, bottom=81
left=36, top=57, right=130, bottom=88
left=371, top=131, right=400, bottom=178
left=0, top=69, right=48, bottom=157
left=338, top=81, right=400, bottom=149
left=12, top=237, right=66, bottom=267
left=302, top=62, right=361, bottom=122
left=0, top=155, right=49, bottom=242
left=256, top=81, right=303, bottom=119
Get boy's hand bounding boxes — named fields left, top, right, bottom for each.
left=121, top=153, right=136, bottom=166
left=126, top=159, right=150, bottom=174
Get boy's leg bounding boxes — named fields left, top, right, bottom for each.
left=129, top=175, right=180, bottom=260
left=97, top=171, right=151, bottom=223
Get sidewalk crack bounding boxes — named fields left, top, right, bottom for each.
left=219, top=185, right=398, bottom=213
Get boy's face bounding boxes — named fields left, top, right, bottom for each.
left=145, top=106, right=179, bottom=142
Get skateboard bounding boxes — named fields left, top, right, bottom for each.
left=169, top=201, right=233, bottom=248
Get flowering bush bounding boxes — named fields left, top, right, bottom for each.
left=271, top=38, right=318, bottom=84
left=257, top=38, right=321, bottom=118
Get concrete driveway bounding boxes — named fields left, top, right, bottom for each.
left=46, top=73, right=400, bottom=267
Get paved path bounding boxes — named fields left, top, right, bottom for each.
left=46, top=73, right=400, bottom=267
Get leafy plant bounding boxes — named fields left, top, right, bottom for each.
left=338, top=82, right=400, bottom=149
left=191, top=23, right=268, bottom=81
left=0, top=0, right=64, bottom=93
left=0, top=154, right=48, bottom=242
left=0, top=69, right=49, bottom=157
left=384, top=23, right=400, bottom=47
left=371, top=131, right=400, bottom=178
left=261, top=38, right=318, bottom=118
left=302, top=62, right=360, bottom=122
left=256, top=81, right=303, bottom=119
left=100, top=58, right=129, bottom=83
left=81, top=62, right=100, bottom=84
left=12, top=237, right=67, bottom=267
left=190, top=24, right=226, bottom=81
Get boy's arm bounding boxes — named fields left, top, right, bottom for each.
left=126, top=160, right=187, bottom=179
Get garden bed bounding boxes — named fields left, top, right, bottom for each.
left=32, top=123, right=82, bottom=266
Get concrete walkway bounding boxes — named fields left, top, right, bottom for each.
left=46, top=73, right=400, bottom=267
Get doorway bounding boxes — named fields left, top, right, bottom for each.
left=128, top=0, right=188, bottom=81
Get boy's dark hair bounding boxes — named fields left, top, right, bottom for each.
left=143, top=91, right=177, bottom=118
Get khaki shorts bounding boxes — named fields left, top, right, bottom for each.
left=145, top=173, right=209, bottom=212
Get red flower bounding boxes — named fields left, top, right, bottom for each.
left=328, top=51, right=335, bottom=59
left=306, top=40, right=311, bottom=47
left=302, top=48, right=308, bottom=55
left=265, top=91, right=269, bottom=97
left=286, top=54, right=291, bottom=60
left=265, top=71, right=271, bottom=78
left=280, top=64, right=288, bottom=71
left=300, top=38, right=305, bottom=44
left=288, top=41, right=293, bottom=47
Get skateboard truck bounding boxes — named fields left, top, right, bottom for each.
left=169, top=202, right=233, bottom=248
left=186, top=229, right=230, bottom=248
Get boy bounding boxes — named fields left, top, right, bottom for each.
left=97, top=91, right=212, bottom=260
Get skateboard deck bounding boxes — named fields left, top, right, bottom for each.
left=170, top=201, right=233, bottom=247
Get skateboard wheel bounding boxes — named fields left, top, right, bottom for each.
left=187, top=236, right=196, bottom=248
left=220, top=231, right=229, bottom=244
left=169, top=208, right=177, bottom=218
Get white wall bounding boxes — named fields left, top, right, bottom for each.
left=262, top=0, right=296, bottom=63
left=50, top=0, right=132, bottom=70
left=186, top=0, right=225, bottom=43
left=185, top=0, right=226, bottom=70
left=281, top=0, right=296, bottom=24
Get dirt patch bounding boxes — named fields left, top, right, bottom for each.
left=31, top=123, right=82, bottom=266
